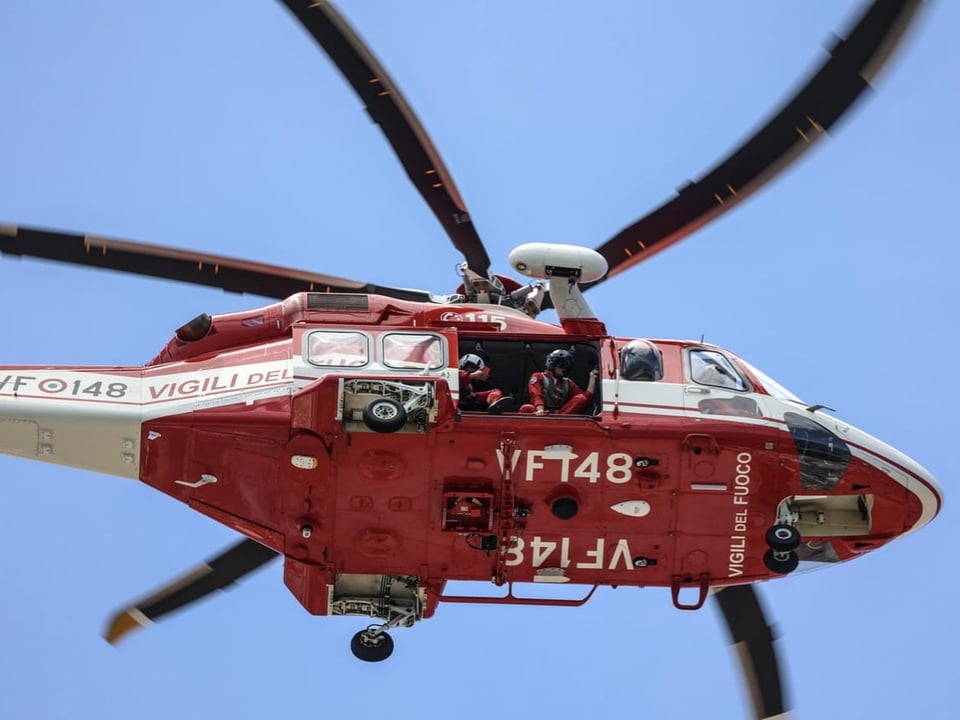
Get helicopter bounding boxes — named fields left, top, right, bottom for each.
left=0, top=1, right=946, bottom=719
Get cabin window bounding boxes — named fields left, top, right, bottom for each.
left=688, top=349, right=749, bottom=391
left=383, top=333, right=444, bottom=371
left=306, top=330, right=370, bottom=367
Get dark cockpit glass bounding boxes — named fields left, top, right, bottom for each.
left=619, top=340, right=663, bottom=381
left=784, top=412, right=851, bottom=491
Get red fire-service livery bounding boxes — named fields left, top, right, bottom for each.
left=0, top=1, right=939, bottom=718
left=0, top=288, right=940, bottom=619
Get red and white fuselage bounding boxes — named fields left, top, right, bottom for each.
left=0, top=291, right=941, bottom=616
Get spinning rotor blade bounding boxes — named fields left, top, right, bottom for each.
left=0, top=223, right=434, bottom=302
left=714, top=585, right=790, bottom=720
left=587, top=0, right=924, bottom=289
left=278, top=0, right=491, bottom=277
left=103, top=538, right=278, bottom=644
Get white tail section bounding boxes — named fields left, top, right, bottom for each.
left=0, top=358, right=296, bottom=480
left=0, top=367, right=144, bottom=479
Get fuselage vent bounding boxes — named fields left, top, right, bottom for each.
left=307, top=294, right=370, bottom=311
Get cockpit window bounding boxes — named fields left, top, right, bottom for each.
left=619, top=340, right=663, bottom=381
left=784, top=412, right=850, bottom=491
left=307, top=330, right=369, bottom=367
left=383, top=333, right=444, bottom=370
left=688, top=349, right=748, bottom=391
left=740, top=359, right=804, bottom=403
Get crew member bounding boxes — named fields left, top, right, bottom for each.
left=519, top=349, right=598, bottom=415
left=458, top=353, right=513, bottom=414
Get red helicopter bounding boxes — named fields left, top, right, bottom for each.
left=0, top=2, right=940, bottom=718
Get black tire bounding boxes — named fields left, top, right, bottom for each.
left=362, top=398, right=407, bottom=433
left=351, top=630, right=394, bottom=662
left=765, top=523, right=801, bottom=552
left=763, top=549, right=799, bottom=575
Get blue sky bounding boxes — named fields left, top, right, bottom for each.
left=0, top=2, right=956, bottom=718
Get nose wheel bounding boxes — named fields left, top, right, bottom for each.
left=351, top=627, right=395, bottom=662
left=765, top=523, right=801, bottom=552
left=763, top=548, right=800, bottom=574
left=763, top=522, right=801, bottom=574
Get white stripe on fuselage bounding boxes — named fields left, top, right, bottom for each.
left=0, top=358, right=295, bottom=478
left=1, top=368, right=941, bottom=536
left=609, top=380, right=941, bottom=534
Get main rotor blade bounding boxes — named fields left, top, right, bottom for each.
left=278, top=0, right=491, bottom=277
left=714, top=585, right=790, bottom=720
left=0, top=223, right=434, bottom=302
left=586, top=0, right=924, bottom=289
left=104, top=538, right=279, bottom=645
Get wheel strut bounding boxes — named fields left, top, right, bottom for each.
left=348, top=604, right=418, bottom=662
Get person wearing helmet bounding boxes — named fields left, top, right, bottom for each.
left=519, top=349, right=599, bottom=415
left=458, top=353, right=514, bottom=414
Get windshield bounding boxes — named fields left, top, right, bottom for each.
left=738, top=359, right=804, bottom=403
left=784, top=412, right=850, bottom=491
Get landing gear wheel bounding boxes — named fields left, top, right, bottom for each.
left=362, top=398, right=407, bottom=433
left=351, top=629, right=394, bottom=662
left=763, top=549, right=799, bottom=575
left=765, top=523, right=801, bottom=552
